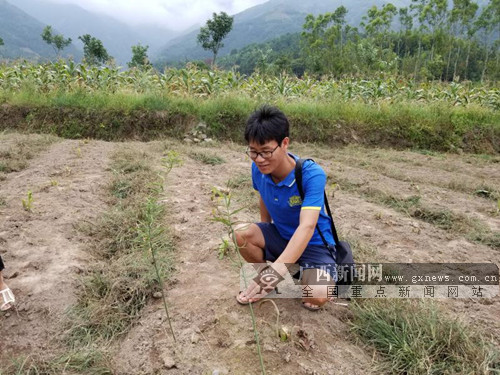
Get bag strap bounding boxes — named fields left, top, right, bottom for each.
left=295, top=158, right=340, bottom=246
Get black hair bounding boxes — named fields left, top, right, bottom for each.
left=244, top=105, right=289, bottom=145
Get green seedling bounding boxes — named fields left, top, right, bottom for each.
left=161, top=150, right=182, bottom=174
left=74, top=147, right=82, bottom=158
left=329, top=182, right=339, bottom=198
left=137, top=197, right=176, bottom=343
left=50, top=179, right=58, bottom=186
left=22, top=190, right=33, bottom=212
left=134, top=150, right=182, bottom=343
left=218, top=238, right=232, bottom=259
left=211, top=186, right=266, bottom=374
left=258, top=299, right=289, bottom=341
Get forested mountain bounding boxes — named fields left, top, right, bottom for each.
left=216, top=0, right=498, bottom=81
left=156, top=0, right=410, bottom=64
left=0, top=0, right=495, bottom=79
left=156, top=0, right=491, bottom=67
left=0, top=0, right=81, bottom=60
left=9, top=0, right=177, bottom=65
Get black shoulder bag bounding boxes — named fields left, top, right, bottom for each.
left=295, top=158, right=355, bottom=286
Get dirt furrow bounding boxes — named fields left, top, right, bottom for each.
left=111, top=148, right=374, bottom=375
left=0, top=139, right=114, bottom=361
left=329, top=145, right=500, bottom=186
left=1, top=137, right=497, bottom=373
left=330, top=162, right=498, bottom=231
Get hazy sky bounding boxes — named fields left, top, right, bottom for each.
left=46, top=0, right=269, bottom=30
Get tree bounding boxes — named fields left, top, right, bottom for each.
left=0, top=37, right=3, bottom=46
left=398, top=7, right=414, bottom=74
left=361, top=3, right=397, bottom=53
left=197, top=12, right=233, bottom=66
left=360, top=3, right=397, bottom=72
left=301, top=7, right=349, bottom=74
left=450, top=0, right=479, bottom=79
left=324, top=6, right=348, bottom=59
left=411, top=0, right=448, bottom=62
left=78, top=34, right=111, bottom=65
left=41, top=25, right=72, bottom=57
left=128, top=43, right=151, bottom=69
left=475, top=0, right=500, bottom=81
left=362, top=3, right=398, bottom=38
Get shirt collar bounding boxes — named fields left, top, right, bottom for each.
left=265, top=153, right=298, bottom=187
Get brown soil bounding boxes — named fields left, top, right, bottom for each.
left=0, top=134, right=498, bottom=374
left=0, top=137, right=114, bottom=359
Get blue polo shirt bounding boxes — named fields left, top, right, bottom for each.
left=252, top=155, right=335, bottom=246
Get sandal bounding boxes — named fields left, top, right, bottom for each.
left=0, top=287, right=15, bottom=311
left=236, top=291, right=250, bottom=305
left=302, top=301, right=321, bottom=312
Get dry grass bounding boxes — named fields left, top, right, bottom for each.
left=2, top=349, right=112, bottom=375
left=350, top=300, right=500, bottom=374
left=70, top=147, right=175, bottom=345
left=333, top=176, right=499, bottom=250
left=0, top=133, right=58, bottom=173
left=1, top=146, right=177, bottom=374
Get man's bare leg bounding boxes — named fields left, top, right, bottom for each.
left=235, top=223, right=266, bottom=263
left=234, top=224, right=268, bottom=303
left=301, top=268, right=334, bottom=310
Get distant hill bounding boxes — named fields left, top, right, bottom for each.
left=0, top=0, right=81, bottom=61
left=9, top=0, right=178, bottom=66
left=155, top=0, right=409, bottom=64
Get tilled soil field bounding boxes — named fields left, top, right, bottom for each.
left=0, top=132, right=498, bottom=374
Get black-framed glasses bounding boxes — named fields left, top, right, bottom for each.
left=246, top=144, right=280, bottom=160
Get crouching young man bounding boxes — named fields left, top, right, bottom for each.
left=235, top=105, right=336, bottom=311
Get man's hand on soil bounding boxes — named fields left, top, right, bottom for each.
left=242, top=263, right=288, bottom=302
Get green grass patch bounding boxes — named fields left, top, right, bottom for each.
left=1, top=91, right=499, bottom=153
left=474, top=185, right=500, bottom=201
left=227, top=173, right=252, bottom=189
left=350, top=300, right=499, bottom=374
left=189, top=151, right=225, bottom=165
left=341, top=232, right=378, bottom=263
left=469, top=231, right=500, bottom=250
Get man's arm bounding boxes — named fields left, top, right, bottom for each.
left=259, top=196, right=272, bottom=223
left=275, top=209, right=320, bottom=264
left=243, top=209, right=320, bottom=301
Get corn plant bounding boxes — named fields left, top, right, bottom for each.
left=0, top=62, right=498, bottom=109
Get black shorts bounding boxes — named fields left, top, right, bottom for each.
left=256, top=222, right=337, bottom=281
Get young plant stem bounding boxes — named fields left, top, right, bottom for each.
left=215, top=191, right=266, bottom=374
left=145, top=202, right=176, bottom=342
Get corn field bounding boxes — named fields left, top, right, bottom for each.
left=0, top=61, right=499, bottom=109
